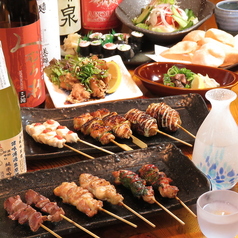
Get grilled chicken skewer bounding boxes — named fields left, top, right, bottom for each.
left=74, top=111, right=133, bottom=151
left=112, top=169, right=185, bottom=225
left=3, top=195, right=62, bottom=238
left=146, top=102, right=195, bottom=138
left=26, top=121, right=94, bottom=159
left=25, top=189, right=100, bottom=238
left=54, top=182, right=137, bottom=228
left=26, top=119, right=113, bottom=155
left=124, top=108, right=192, bottom=147
left=79, top=173, right=155, bottom=227
left=74, top=108, right=147, bottom=149
left=139, top=164, right=197, bottom=217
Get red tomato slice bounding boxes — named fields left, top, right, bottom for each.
left=165, top=14, right=173, bottom=25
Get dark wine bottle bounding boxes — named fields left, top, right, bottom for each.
left=0, top=0, right=45, bottom=108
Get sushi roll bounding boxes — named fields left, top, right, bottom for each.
left=89, top=32, right=103, bottom=41
left=101, top=33, right=114, bottom=43
left=117, top=44, right=133, bottom=60
left=78, top=40, right=91, bottom=57
left=129, top=31, right=144, bottom=53
left=90, top=39, right=102, bottom=55
left=103, top=43, right=117, bottom=57
left=113, top=33, right=129, bottom=44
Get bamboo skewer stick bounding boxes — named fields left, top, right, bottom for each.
left=110, top=139, right=134, bottom=151
left=130, top=135, right=148, bottom=149
left=40, top=224, right=62, bottom=238
left=64, top=144, right=95, bottom=159
left=175, top=196, right=197, bottom=217
left=99, top=207, right=137, bottom=228
left=156, top=130, right=192, bottom=147
left=77, top=138, right=114, bottom=155
left=60, top=214, right=100, bottom=238
left=120, top=202, right=155, bottom=228
left=153, top=199, right=185, bottom=225
left=177, top=125, right=196, bottom=139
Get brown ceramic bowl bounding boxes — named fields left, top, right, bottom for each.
left=116, top=0, right=215, bottom=45
left=133, top=62, right=238, bottom=99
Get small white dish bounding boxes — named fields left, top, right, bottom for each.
left=44, top=55, right=143, bottom=108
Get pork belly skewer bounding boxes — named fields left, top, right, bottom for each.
left=74, top=115, right=133, bottom=151
left=26, top=123, right=95, bottom=159
left=3, top=195, right=62, bottom=238
left=112, top=170, right=185, bottom=225
left=25, top=189, right=100, bottom=238
left=124, top=108, right=192, bottom=147
left=79, top=173, right=155, bottom=227
left=146, top=102, right=196, bottom=139
left=54, top=182, right=137, bottom=228
left=139, top=164, right=197, bottom=217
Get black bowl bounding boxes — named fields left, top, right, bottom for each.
left=116, top=0, right=215, bottom=45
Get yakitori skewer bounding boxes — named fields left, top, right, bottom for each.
left=3, top=195, right=62, bottom=238
left=25, top=189, right=100, bottom=238
left=124, top=108, right=192, bottom=147
left=139, top=164, right=197, bottom=217
left=73, top=108, right=147, bottom=149
left=73, top=114, right=134, bottom=151
left=146, top=102, right=196, bottom=139
left=54, top=182, right=137, bottom=228
left=112, top=169, right=185, bottom=225
left=26, top=120, right=114, bottom=156
left=26, top=121, right=95, bottom=159
left=79, top=173, right=156, bottom=228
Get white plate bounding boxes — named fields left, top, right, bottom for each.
left=146, top=45, right=191, bottom=64
left=44, top=55, right=143, bottom=108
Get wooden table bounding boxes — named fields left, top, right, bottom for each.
left=26, top=1, right=238, bottom=237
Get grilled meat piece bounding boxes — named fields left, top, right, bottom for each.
left=146, top=102, right=182, bottom=132
left=54, top=182, right=103, bottom=217
left=79, top=173, right=124, bottom=205
left=124, top=108, right=158, bottom=137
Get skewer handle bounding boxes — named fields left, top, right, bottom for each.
left=177, top=124, right=196, bottom=139
left=110, top=139, right=134, bottom=151
left=156, top=130, right=192, bottom=147
left=77, top=139, right=114, bottom=155
left=61, top=215, right=100, bottom=238
left=120, top=202, right=155, bottom=228
left=153, top=199, right=185, bottom=225
left=64, top=144, right=95, bottom=159
left=175, top=196, right=197, bottom=217
left=130, top=135, right=148, bottom=149
left=99, top=207, right=137, bottom=228
left=40, top=224, right=62, bottom=238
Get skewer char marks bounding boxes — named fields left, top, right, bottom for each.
left=112, top=169, right=185, bottom=225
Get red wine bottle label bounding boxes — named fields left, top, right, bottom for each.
left=0, top=131, right=26, bottom=179
left=81, top=0, right=123, bottom=31
left=0, top=20, right=45, bottom=107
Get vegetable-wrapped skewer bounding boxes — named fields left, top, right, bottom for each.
left=79, top=173, right=155, bottom=227
left=139, top=164, right=196, bottom=217
left=112, top=169, right=185, bottom=225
